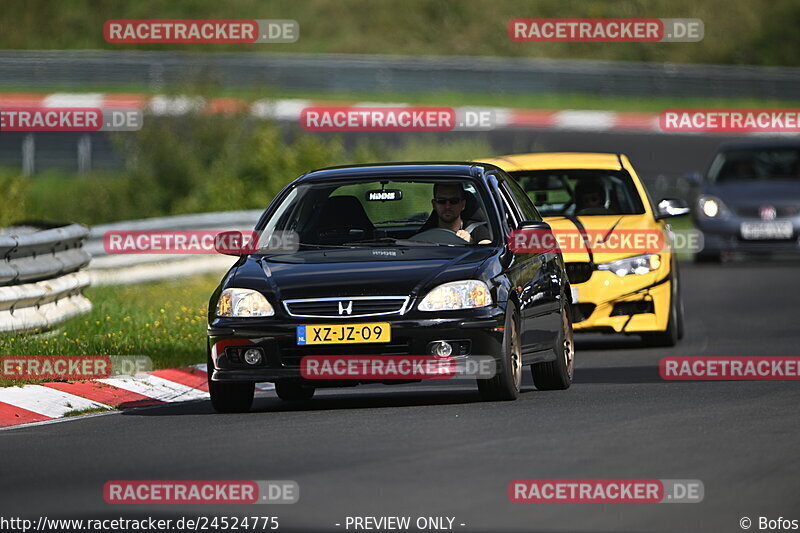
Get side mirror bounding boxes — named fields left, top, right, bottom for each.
left=510, top=220, right=558, bottom=253
left=656, top=198, right=690, bottom=219
left=518, top=220, right=551, bottom=231
left=214, top=230, right=250, bottom=256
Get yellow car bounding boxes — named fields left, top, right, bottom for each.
left=481, top=153, right=689, bottom=346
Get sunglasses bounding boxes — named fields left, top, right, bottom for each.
left=434, top=197, right=463, bottom=205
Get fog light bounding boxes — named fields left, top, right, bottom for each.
left=243, top=348, right=263, bottom=365
left=430, top=341, right=453, bottom=357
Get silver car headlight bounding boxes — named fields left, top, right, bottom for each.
left=419, top=280, right=493, bottom=311
left=697, top=195, right=731, bottom=218
left=216, top=288, right=275, bottom=317
left=597, top=254, right=662, bottom=277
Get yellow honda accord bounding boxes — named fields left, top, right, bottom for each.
left=481, top=153, right=688, bottom=346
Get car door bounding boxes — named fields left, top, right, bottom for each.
left=500, top=172, right=564, bottom=348
left=490, top=173, right=560, bottom=358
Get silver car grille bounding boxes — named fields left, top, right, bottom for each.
left=283, top=296, right=410, bottom=318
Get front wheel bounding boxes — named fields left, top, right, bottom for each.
left=207, top=353, right=255, bottom=413
left=531, top=305, right=574, bottom=390
left=477, top=304, right=522, bottom=401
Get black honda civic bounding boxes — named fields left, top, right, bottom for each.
left=207, top=163, right=574, bottom=412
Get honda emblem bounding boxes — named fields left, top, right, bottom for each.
left=338, top=301, right=353, bottom=315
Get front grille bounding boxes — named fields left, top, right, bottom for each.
left=735, top=206, right=800, bottom=218
left=571, top=303, right=596, bottom=323
left=565, top=262, right=594, bottom=284
left=283, top=296, right=409, bottom=318
left=610, top=300, right=654, bottom=317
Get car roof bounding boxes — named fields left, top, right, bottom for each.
left=479, top=152, right=623, bottom=171
left=718, top=138, right=800, bottom=151
left=296, top=162, right=503, bottom=183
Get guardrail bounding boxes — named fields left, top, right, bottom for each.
left=3, top=50, right=800, bottom=99
left=0, top=224, right=92, bottom=333
left=85, top=210, right=262, bottom=286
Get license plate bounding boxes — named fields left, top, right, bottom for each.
left=740, top=221, right=793, bottom=240
left=297, top=323, right=391, bottom=345
left=570, top=287, right=580, bottom=303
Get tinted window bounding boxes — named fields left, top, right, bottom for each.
left=261, top=178, right=496, bottom=247
left=503, top=175, right=542, bottom=221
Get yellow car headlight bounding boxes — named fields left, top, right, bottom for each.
left=216, top=288, right=275, bottom=317
left=597, top=254, right=661, bottom=277
left=419, top=280, right=493, bottom=311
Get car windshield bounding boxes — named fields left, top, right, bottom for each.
left=508, top=170, right=646, bottom=217
left=707, top=148, right=800, bottom=183
left=259, top=178, right=496, bottom=247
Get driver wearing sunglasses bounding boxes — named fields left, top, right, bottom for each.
left=431, top=183, right=491, bottom=244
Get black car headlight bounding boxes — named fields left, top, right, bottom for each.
left=216, top=288, right=275, bottom=317
left=419, top=280, right=493, bottom=311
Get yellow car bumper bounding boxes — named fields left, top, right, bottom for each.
left=570, top=267, right=672, bottom=334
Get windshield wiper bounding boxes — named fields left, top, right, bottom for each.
left=297, top=242, right=360, bottom=249
left=342, top=237, right=410, bottom=247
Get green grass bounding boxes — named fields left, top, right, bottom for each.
left=5, top=84, right=800, bottom=113
left=63, top=406, right=113, bottom=417
left=0, top=274, right=219, bottom=387
left=2, top=0, right=799, bottom=67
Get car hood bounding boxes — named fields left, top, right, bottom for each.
left=703, top=181, right=800, bottom=206
left=544, top=214, right=662, bottom=264
left=231, top=246, right=496, bottom=301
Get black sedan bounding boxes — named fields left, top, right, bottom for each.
left=692, top=139, right=800, bottom=262
left=207, top=163, right=574, bottom=412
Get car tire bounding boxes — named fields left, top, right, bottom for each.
left=275, top=381, right=316, bottom=401
left=531, top=304, right=574, bottom=390
left=207, top=352, right=255, bottom=413
left=477, top=304, right=522, bottom=401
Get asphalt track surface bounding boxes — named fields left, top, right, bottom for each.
left=337, top=128, right=737, bottom=179
left=2, top=260, right=799, bottom=532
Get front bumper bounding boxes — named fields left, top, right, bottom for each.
left=569, top=267, right=671, bottom=334
left=695, top=217, right=800, bottom=253
left=208, top=308, right=505, bottom=383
